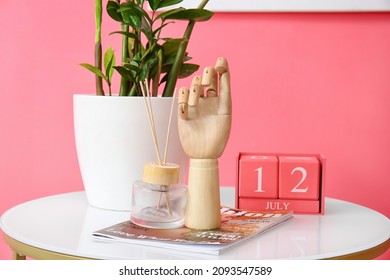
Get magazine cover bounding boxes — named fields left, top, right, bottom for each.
left=92, top=206, right=293, bottom=255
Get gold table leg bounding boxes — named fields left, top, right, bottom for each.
left=4, top=234, right=93, bottom=260
left=13, top=251, right=27, bottom=260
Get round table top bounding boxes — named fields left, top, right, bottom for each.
left=1, top=190, right=389, bottom=259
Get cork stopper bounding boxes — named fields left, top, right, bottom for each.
left=143, top=162, right=180, bottom=185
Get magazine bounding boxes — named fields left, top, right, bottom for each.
left=92, top=206, right=293, bottom=255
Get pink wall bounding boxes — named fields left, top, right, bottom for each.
left=1, top=1, right=389, bottom=259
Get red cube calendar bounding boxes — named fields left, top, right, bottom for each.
left=236, top=152, right=326, bottom=214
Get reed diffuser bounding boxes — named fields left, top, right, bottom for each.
left=130, top=83, right=186, bottom=229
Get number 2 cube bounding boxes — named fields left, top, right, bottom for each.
left=279, top=156, right=320, bottom=200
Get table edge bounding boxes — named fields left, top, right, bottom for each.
left=3, top=233, right=389, bottom=260
left=1, top=192, right=389, bottom=260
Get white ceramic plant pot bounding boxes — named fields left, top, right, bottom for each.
left=73, top=94, right=187, bottom=211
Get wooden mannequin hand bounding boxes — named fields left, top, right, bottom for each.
left=177, top=57, right=231, bottom=229
left=178, top=57, right=232, bottom=159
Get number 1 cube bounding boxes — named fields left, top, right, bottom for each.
left=239, top=155, right=278, bottom=198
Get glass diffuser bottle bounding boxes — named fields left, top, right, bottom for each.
left=131, top=162, right=186, bottom=229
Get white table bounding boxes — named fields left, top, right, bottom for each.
left=1, top=188, right=389, bottom=260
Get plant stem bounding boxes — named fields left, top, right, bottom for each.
left=108, top=82, right=112, bottom=96
left=95, top=0, right=104, bottom=95
left=162, top=0, right=210, bottom=97
left=152, top=50, right=162, bottom=97
left=119, top=24, right=130, bottom=96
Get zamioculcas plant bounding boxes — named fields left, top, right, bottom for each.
left=81, top=0, right=212, bottom=97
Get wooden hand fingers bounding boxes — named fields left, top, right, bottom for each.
left=178, top=87, right=189, bottom=120
left=188, top=75, right=202, bottom=106
left=201, top=57, right=231, bottom=115
left=179, top=76, right=202, bottom=120
left=179, top=57, right=231, bottom=119
left=215, top=56, right=229, bottom=74
left=201, top=67, right=218, bottom=97
left=216, top=57, right=231, bottom=115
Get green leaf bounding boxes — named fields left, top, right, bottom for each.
left=122, top=14, right=141, bottom=30
left=114, top=66, right=135, bottom=82
left=80, top=63, right=107, bottom=82
left=119, top=2, right=152, bottom=27
left=139, top=63, right=149, bottom=81
left=151, top=49, right=163, bottom=96
left=156, top=7, right=185, bottom=21
left=118, top=4, right=141, bottom=29
left=158, top=0, right=183, bottom=9
left=178, top=63, right=199, bottom=78
left=164, top=9, right=214, bottom=22
left=106, top=0, right=122, bottom=22
left=148, top=0, right=160, bottom=11
left=160, top=73, right=169, bottom=84
left=162, top=53, right=191, bottom=70
left=130, top=2, right=152, bottom=22
left=109, top=31, right=138, bottom=39
left=132, top=53, right=142, bottom=64
left=160, top=63, right=199, bottom=84
left=123, top=63, right=140, bottom=73
left=104, top=47, right=116, bottom=82
left=162, top=38, right=187, bottom=56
